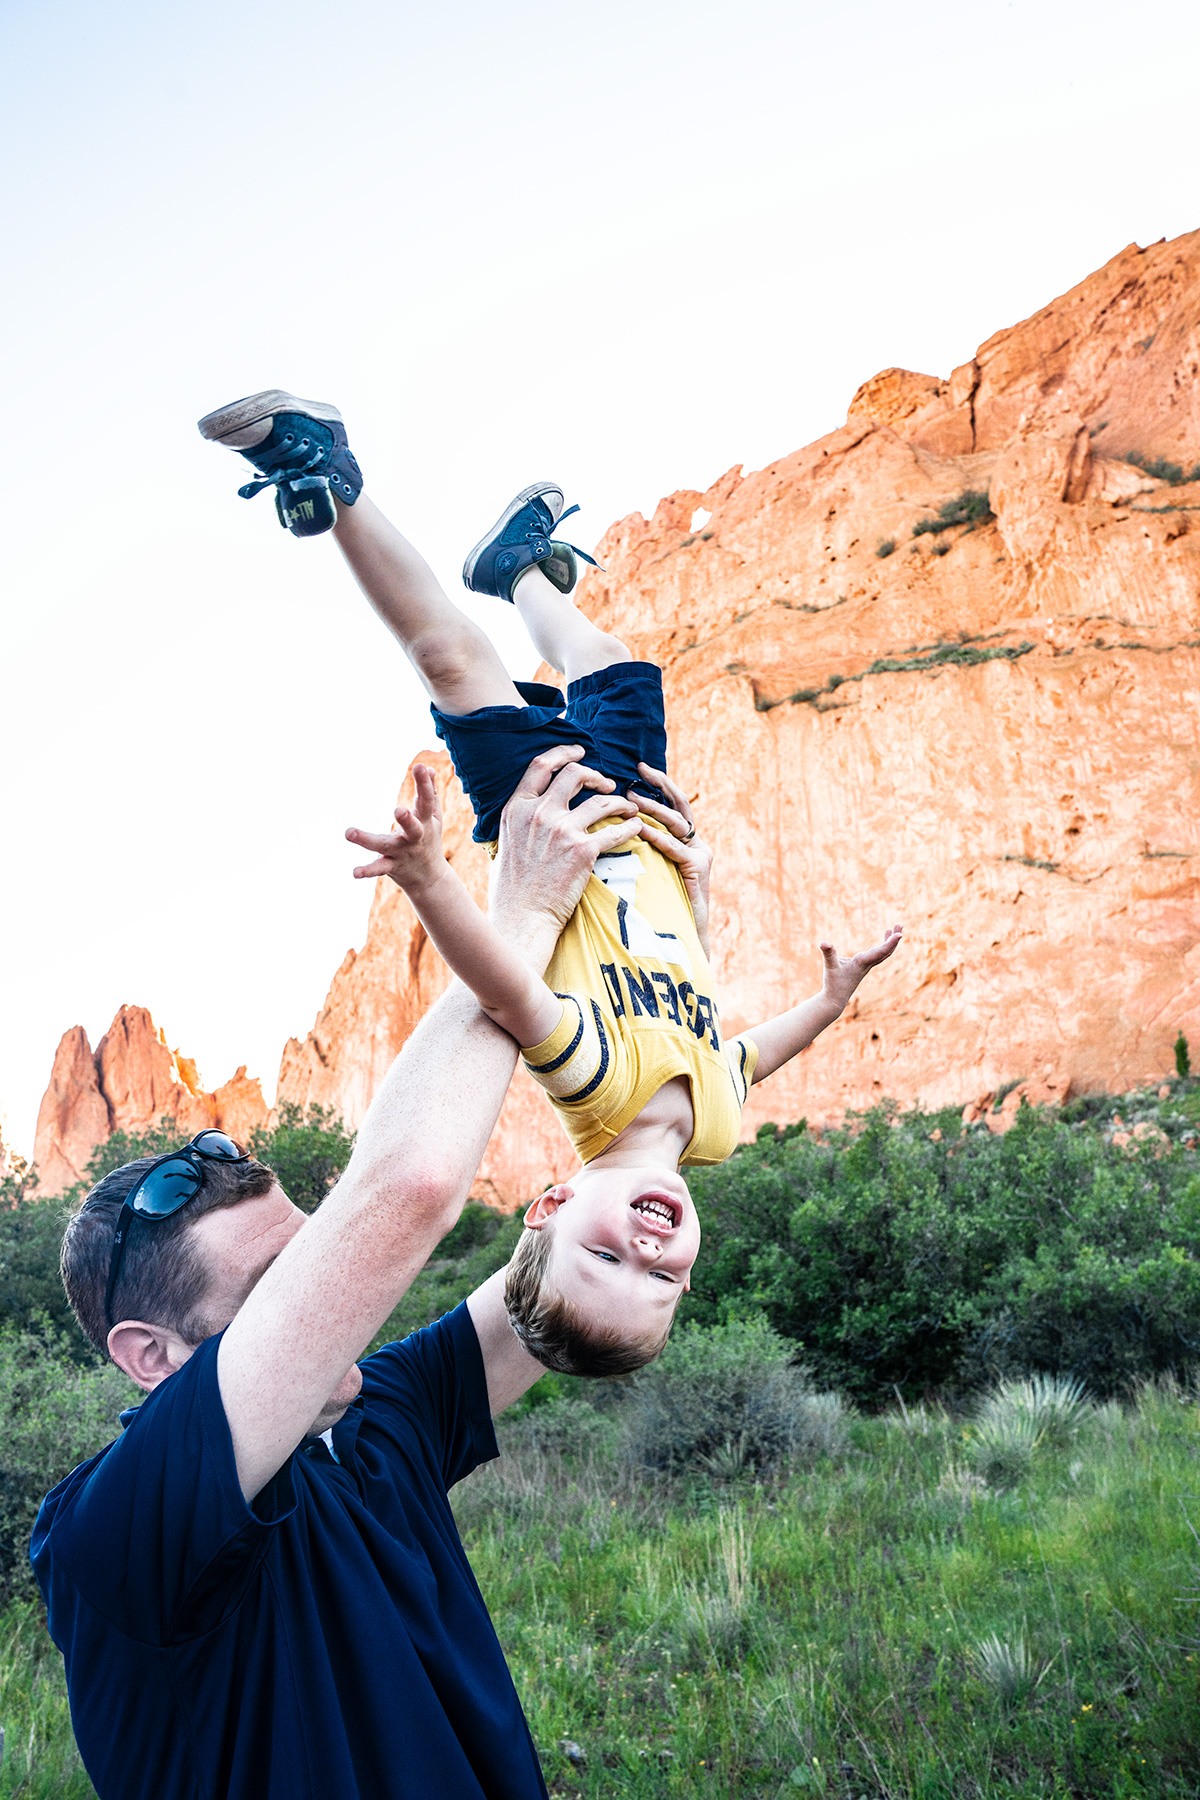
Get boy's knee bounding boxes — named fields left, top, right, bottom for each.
left=411, top=625, right=483, bottom=692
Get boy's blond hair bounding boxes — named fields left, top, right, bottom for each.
left=503, top=1227, right=671, bottom=1378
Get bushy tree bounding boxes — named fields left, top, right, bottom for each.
left=0, top=1321, right=136, bottom=1601
left=0, top=1151, right=91, bottom=1360
left=684, top=1101, right=1200, bottom=1402
left=250, top=1103, right=356, bottom=1212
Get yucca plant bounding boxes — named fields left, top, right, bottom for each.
left=968, top=1627, right=1048, bottom=1705
left=1008, top=1373, right=1090, bottom=1448
left=968, top=1407, right=1040, bottom=1487
left=969, top=1373, right=1089, bottom=1485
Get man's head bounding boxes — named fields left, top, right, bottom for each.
left=503, top=1162, right=699, bottom=1376
left=63, top=1150, right=311, bottom=1394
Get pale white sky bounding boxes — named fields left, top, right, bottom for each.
left=3, top=0, right=1199, bottom=1157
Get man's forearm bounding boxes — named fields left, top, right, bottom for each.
left=745, top=992, right=844, bottom=1085
left=219, top=979, right=522, bottom=1502
left=350, top=979, right=520, bottom=1205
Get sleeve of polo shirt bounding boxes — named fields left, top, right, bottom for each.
left=360, top=1302, right=498, bottom=1490
left=521, top=992, right=616, bottom=1109
left=35, top=1331, right=296, bottom=1646
left=726, top=1034, right=759, bottom=1104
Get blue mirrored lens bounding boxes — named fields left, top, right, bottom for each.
left=192, top=1131, right=243, bottom=1160
left=130, top=1159, right=201, bottom=1218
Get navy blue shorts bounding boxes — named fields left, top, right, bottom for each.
left=431, top=660, right=669, bottom=843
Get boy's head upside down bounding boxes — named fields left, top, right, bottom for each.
left=503, top=1158, right=700, bottom=1376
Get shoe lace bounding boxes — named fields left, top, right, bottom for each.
left=237, top=440, right=328, bottom=501
left=530, top=502, right=602, bottom=570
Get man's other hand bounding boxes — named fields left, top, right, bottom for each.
left=490, top=747, right=639, bottom=963
left=632, top=763, right=714, bottom=957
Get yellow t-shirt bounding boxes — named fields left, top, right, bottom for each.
left=517, top=821, right=758, bottom=1166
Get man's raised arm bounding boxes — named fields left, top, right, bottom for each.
left=218, top=748, right=638, bottom=1500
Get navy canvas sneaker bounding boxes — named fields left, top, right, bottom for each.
left=197, top=390, right=363, bottom=538
left=462, top=484, right=599, bottom=603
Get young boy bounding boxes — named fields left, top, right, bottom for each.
left=199, top=390, right=903, bottom=1377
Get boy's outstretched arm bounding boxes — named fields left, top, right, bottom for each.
left=743, top=925, right=904, bottom=1084
left=346, top=760, right=640, bottom=1048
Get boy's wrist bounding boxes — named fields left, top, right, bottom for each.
left=395, top=857, right=452, bottom=901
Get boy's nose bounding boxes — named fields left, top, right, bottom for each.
left=631, top=1234, right=662, bottom=1260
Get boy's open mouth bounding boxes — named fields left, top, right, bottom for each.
left=629, top=1194, right=682, bottom=1231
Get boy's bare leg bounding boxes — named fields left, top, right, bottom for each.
left=511, top=566, right=632, bottom=685
left=332, top=496, right=523, bottom=716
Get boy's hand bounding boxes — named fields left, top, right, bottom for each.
left=819, top=923, right=904, bottom=1011
left=345, top=763, right=447, bottom=894
left=631, top=763, right=715, bottom=956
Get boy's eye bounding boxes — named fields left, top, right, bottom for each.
left=587, top=1248, right=620, bottom=1264
left=650, top=1270, right=675, bottom=1283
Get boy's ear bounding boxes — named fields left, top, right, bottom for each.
left=524, top=1184, right=574, bottom=1228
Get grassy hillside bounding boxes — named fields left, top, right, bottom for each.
left=1, top=1076, right=1198, bottom=1794
left=457, top=1370, right=1200, bottom=1797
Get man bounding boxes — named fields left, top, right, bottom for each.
left=33, top=746, right=706, bottom=1800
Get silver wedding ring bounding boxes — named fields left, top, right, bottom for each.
left=682, top=823, right=696, bottom=842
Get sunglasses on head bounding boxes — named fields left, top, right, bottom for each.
left=103, top=1130, right=249, bottom=1332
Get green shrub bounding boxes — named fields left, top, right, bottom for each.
left=76, top=1121, right=187, bottom=1187
left=1178, top=1033, right=1192, bottom=1080
left=874, top=538, right=895, bottom=558
left=0, top=1159, right=89, bottom=1359
left=75, top=1105, right=357, bottom=1218
left=438, top=1201, right=505, bottom=1259
left=912, top=488, right=993, bottom=538
left=0, top=1323, right=135, bottom=1603
left=1123, top=450, right=1200, bottom=487
left=685, top=1101, right=1200, bottom=1403
left=498, top=1396, right=621, bottom=1461
left=249, top=1103, right=356, bottom=1213
left=624, top=1317, right=847, bottom=1475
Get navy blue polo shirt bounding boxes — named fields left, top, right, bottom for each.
left=31, top=1304, right=547, bottom=1800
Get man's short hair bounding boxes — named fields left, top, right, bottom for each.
left=503, top=1226, right=670, bottom=1378
left=62, top=1151, right=276, bottom=1356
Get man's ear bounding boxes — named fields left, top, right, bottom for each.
left=523, top=1184, right=574, bottom=1229
left=107, top=1320, right=196, bottom=1393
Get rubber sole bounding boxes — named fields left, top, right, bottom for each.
left=196, top=389, right=344, bottom=444
left=461, top=482, right=565, bottom=595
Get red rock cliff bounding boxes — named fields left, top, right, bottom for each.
left=275, top=231, right=1200, bottom=1203
left=33, top=1006, right=267, bottom=1195
left=33, top=232, right=1200, bottom=1204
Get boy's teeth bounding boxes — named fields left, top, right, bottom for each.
left=633, top=1198, right=674, bottom=1225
